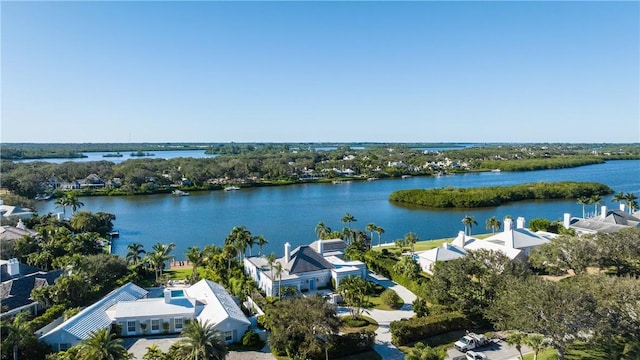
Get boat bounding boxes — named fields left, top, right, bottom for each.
left=401, top=175, right=412, bottom=179
left=367, top=178, right=378, bottom=181
left=108, top=230, right=119, bottom=238
left=35, top=194, right=53, bottom=201
left=224, top=186, right=240, bottom=191
left=172, top=190, right=190, bottom=196
left=491, top=169, right=502, bottom=173
left=332, top=180, right=352, bottom=184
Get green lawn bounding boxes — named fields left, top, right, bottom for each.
left=373, top=233, right=493, bottom=253
left=522, top=342, right=611, bottom=360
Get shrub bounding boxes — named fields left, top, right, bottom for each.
left=242, top=330, right=263, bottom=347
left=27, top=304, right=66, bottom=332
left=390, top=311, right=469, bottom=346
left=413, top=298, right=429, bottom=318
left=328, top=330, right=376, bottom=359
left=343, top=317, right=370, bottom=328
left=380, top=289, right=403, bottom=309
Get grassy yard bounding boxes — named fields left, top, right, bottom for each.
left=522, top=342, right=611, bottom=360
left=373, top=233, right=493, bottom=253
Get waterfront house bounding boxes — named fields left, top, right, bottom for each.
left=0, top=220, right=37, bottom=242
left=564, top=205, right=640, bottom=235
left=1, top=258, right=62, bottom=318
left=39, top=279, right=250, bottom=352
left=463, top=217, right=551, bottom=261
left=417, top=241, right=467, bottom=275
left=244, top=239, right=367, bottom=297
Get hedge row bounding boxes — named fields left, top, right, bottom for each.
left=390, top=312, right=468, bottom=346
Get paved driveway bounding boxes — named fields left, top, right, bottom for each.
left=362, top=273, right=417, bottom=359
left=123, top=336, right=275, bottom=360
left=446, top=339, right=531, bottom=360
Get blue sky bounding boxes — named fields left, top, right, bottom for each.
left=1, top=1, right=638, bottom=143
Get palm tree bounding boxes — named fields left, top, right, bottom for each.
left=264, top=252, right=276, bottom=280
left=225, top=226, right=251, bottom=260
left=185, top=246, right=203, bottom=284
left=70, top=210, right=96, bottom=233
left=125, top=242, right=146, bottom=266
left=375, top=225, right=385, bottom=246
left=485, top=216, right=502, bottom=234
left=79, top=328, right=131, bottom=360
left=178, top=319, right=228, bottom=360
left=624, top=192, right=638, bottom=213
left=405, top=342, right=447, bottom=360
left=315, top=221, right=331, bottom=239
left=5, top=313, right=32, bottom=360
left=146, top=242, right=175, bottom=283
left=591, top=194, right=603, bottom=217
left=366, top=223, right=377, bottom=245
left=612, top=191, right=626, bottom=209
left=577, top=196, right=592, bottom=218
left=254, top=235, right=268, bottom=256
left=245, top=235, right=256, bottom=257
left=461, top=215, right=478, bottom=236
left=66, top=193, right=85, bottom=215
left=505, top=331, right=526, bottom=360
left=341, top=227, right=354, bottom=244
left=274, top=262, right=283, bottom=299
left=142, top=344, right=165, bottom=360
left=54, top=196, right=70, bottom=217
left=524, top=333, right=547, bottom=360
left=405, top=232, right=418, bottom=254
left=341, top=212, right=357, bottom=230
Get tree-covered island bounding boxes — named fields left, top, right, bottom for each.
left=389, top=181, right=613, bottom=208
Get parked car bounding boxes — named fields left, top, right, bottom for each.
left=465, top=350, right=488, bottom=360
left=455, top=332, right=491, bottom=352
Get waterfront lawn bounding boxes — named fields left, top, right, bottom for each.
left=164, top=268, right=191, bottom=280
left=374, top=233, right=494, bottom=253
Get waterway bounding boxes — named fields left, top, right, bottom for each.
left=36, top=160, right=640, bottom=259
left=16, top=150, right=218, bottom=164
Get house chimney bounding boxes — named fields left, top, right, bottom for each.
left=317, top=239, right=323, bottom=254
left=563, top=213, right=571, bottom=229
left=504, top=218, right=513, bottom=232
left=7, top=258, right=20, bottom=277
left=164, top=288, right=172, bottom=304
left=600, top=206, right=607, bottom=220
left=453, top=231, right=466, bottom=248
left=516, top=217, right=525, bottom=229
left=620, top=203, right=626, bottom=212
left=284, top=242, right=291, bottom=262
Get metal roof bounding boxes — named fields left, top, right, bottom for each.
left=40, top=282, right=148, bottom=341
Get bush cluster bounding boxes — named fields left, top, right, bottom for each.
left=328, top=330, right=376, bottom=359
left=389, top=312, right=469, bottom=346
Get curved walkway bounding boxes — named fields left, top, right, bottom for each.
left=366, top=272, right=417, bottom=359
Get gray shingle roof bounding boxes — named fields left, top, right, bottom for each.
left=286, top=246, right=334, bottom=274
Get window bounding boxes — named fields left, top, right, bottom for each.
left=174, top=318, right=183, bottom=330
left=151, top=319, right=160, bottom=331
left=127, top=321, right=136, bottom=333
left=59, top=343, right=71, bottom=351
left=224, top=331, right=233, bottom=342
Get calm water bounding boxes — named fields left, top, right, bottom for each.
left=17, top=150, right=218, bottom=164
left=37, top=160, right=640, bottom=259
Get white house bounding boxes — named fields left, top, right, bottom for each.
left=39, top=280, right=250, bottom=352
left=417, top=242, right=466, bottom=275
left=464, top=217, right=551, bottom=261
left=565, top=205, right=640, bottom=235
left=244, top=239, right=367, bottom=297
